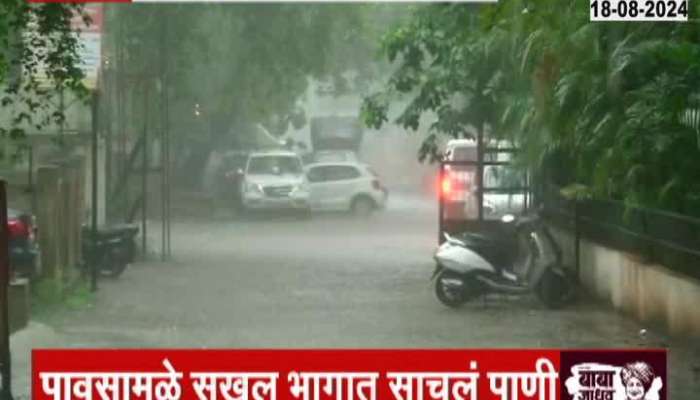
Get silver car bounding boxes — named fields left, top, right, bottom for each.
left=241, top=151, right=311, bottom=213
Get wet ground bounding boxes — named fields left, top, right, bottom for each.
left=10, top=192, right=700, bottom=398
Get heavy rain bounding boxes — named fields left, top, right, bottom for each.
left=0, top=1, right=699, bottom=399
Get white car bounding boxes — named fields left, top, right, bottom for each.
left=305, top=162, right=388, bottom=216
left=241, top=151, right=310, bottom=213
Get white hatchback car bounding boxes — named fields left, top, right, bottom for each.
left=305, top=162, right=388, bottom=216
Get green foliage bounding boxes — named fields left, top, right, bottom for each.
left=364, top=1, right=700, bottom=216
left=110, top=4, right=399, bottom=143
left=0, top=1, right=88, bottom=140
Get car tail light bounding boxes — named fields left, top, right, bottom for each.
left=8, top=219, right=32, bottom=240
left=372, top=180, right=382, bottom=190
left=441, top=177, right=453, bottom=198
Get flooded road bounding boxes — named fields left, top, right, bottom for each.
left=11, top=192, right=700, bottom=398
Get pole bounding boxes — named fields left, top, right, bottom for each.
left=165, top=79, right=171, bottom=259
left=0, top=181, right=13, bottom=400
left=104, top=69, right=112, bottom=222
left=476, top=126, right=484, bottom=221
left=117, top=13, right=127, bottom=221
left=166, top=89, right=171, bottom=258
left=26, top=146, right=32, bottom=190
left=28, top=145, right=37, bottom=215
left=160, top=12, right=168, bottom=261
left=91, top=91, right=99, bottom=292
left=574, top=199, right=581, bottom=279
left=141, top=85, right=149, bottom=260
left=438, top=163, right=445, bottom=244
left=59, top=87, right=65, bottom=140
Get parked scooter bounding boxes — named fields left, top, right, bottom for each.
left=432, top=213, right=575, bottom=308
left=81, top=224, right=139, bottom=278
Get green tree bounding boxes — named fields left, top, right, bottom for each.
left=363, top=1, right=700, bottom=215
left=109, top=4, right=397, bottom=143
left=1, top=1, right=87, bottom=142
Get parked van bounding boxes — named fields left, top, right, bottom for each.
left=441, top=139, right=525, bottom=220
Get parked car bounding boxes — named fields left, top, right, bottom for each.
left=311, top=150, right=358, bottom=163
left=7, top=208, right=39, bottom=279
left=305, top=162, right=388, bottom=216
left=241, top=151, right=311, bottom=214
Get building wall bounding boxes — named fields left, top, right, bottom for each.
left=551, top=226, right=700, bottom=337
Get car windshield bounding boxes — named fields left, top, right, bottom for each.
left=247, top=156, right=302, bottom=175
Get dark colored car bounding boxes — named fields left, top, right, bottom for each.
left=7, top=208, right=39, bottom=279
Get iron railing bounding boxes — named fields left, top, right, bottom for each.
left=542, top=186, right=700, bottom=281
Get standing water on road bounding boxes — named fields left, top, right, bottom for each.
left=3, top=2, right=700, bottom=399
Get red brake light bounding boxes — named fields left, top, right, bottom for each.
left=8, top=219, right=31, bottom=239
left=441, top=177, right=452, bottom=197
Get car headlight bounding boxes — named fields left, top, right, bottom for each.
left=245, top=182, right=263, bottom=194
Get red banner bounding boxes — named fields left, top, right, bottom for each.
left=32, top=349, right=667, bottom=400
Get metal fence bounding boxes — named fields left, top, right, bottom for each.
left=542, top=186, right=700, bottom=281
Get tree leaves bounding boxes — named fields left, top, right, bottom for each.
left=364, top=1, right=700, bottom=215
left=1, top=1, right=87, bottom=145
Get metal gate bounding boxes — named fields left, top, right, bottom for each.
left=437, top=137, right=532, bottom=243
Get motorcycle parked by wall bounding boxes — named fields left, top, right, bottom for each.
left=432, top=213, right=575, bottom=308
left=81, top=224, right=139, bottom=278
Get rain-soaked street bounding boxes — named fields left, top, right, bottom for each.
left=4, top=2, right=700, bottom=399
left=10, top=192, right=700, bottom=398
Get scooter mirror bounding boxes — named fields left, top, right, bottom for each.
left=501, top=214, right=516, bottom=223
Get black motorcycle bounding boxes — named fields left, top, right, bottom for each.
left=81, top=224, right=139, bottom=278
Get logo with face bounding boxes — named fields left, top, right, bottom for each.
left=560, top=351, right=666, bottom=400
left=620, top=362, right=662, bottom=400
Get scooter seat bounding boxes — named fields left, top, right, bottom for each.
left=454, top=231, right=520, bottom=272
left=82, top=224, right=139, bottom=240
left=458, top=232, right=510, bottom=248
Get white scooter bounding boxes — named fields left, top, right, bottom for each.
left=432, top=213, right=575, bottom=308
